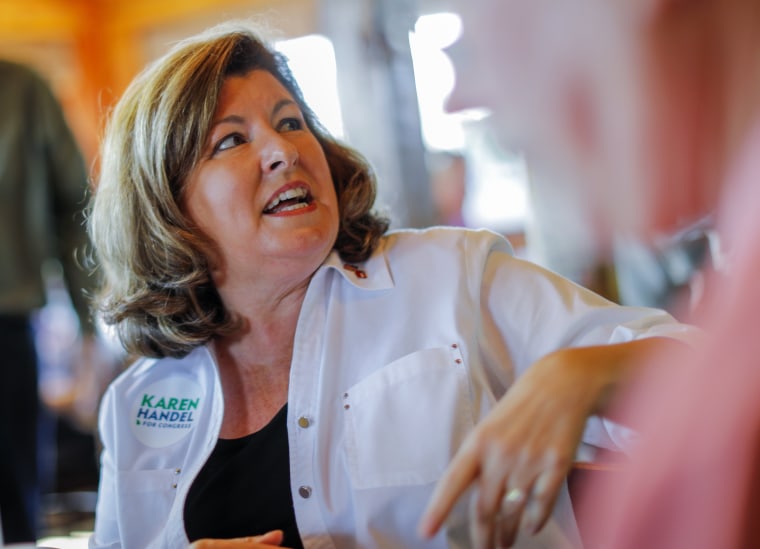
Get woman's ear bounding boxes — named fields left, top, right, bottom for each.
left=560, top=72, right=598, bottom=160
left=612, top=0, right=672, bottom=27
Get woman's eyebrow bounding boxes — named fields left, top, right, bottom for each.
left=209, top=99, right=296, bottom=130
left=210, top=114, right=245, bottom=130
left=272, top=98, right=297, bottom=116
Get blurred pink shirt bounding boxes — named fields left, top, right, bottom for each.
left=579, top=121, right=760, bottom=548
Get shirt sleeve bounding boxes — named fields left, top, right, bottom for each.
left=471, top=230, right=695, bottom=376
left=468, top=229, right=698, bottom=451
left=89, top=386, right=122, bottom=548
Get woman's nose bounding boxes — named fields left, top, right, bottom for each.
left=261, top=134, right=298, bottom=173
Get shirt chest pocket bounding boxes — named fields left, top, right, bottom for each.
left=342, top=345, right=475, bottom=489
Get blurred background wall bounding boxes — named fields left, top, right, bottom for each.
left=0, top=0, right=533, bottom=249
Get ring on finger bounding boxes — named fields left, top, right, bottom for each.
left=503, top=487, right=525, bottom=505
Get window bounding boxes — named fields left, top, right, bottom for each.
left=410, top=13, right=529, bottom=235
left=275, top=34, right=344, bottom=138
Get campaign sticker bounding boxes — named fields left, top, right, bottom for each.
left=130, top=376, right=203, bottom=448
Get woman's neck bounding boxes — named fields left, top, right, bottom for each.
left=211, top=274, right=311, bottom=438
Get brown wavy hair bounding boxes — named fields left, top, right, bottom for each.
left=88, top=21, right=389, bottom=358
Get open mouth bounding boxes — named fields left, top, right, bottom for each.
left=263, top=186, right=314, bottom=214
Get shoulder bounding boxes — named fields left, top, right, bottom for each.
left=0, top=60, right=37, bottom=81
left=0, top=60, right=50, bottom=97
left=370, top=227, right=516, bottom=295
left=381, top=226, right=514, bottom=259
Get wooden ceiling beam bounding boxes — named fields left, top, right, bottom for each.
left=0, top=0, right=273, bottom=41
left=105, top=0, right=272, bottom=33
left=0, top=0, right=83, bottom=41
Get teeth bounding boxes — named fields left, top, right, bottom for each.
left=279, top=202, right=310, bottom=212
left=265, top=187, right=308, bottom=211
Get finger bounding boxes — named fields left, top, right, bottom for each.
left=469, top=431, right=534, bottom=547
left=472, top=464, right=516, bottom=549
left=495, top=461, right=535, bottom=549
left=501, top=486, right=528, bottom=516
left=474, top=442, right=529, bottom=530
left=522, top=470, right=565, bottom=535
left=253, top=530, right=284, bottom=545
left=469, top=489, right=495, bottom=549
left=189, top=531, right=285, bottom=549
left=496, top=485, right=530, bottom=548
left=418, top=438, right=481, bottom=538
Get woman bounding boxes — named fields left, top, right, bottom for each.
left=435, top=0, right=760, bottom=547
left=87, top=21, right=694, bottom=549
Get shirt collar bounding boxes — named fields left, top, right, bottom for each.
left=320, top=240, right=394, bottom=291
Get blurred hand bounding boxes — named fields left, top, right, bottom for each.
left=189, top=530, right=288, bottom=548
left=419, top=348, right=609, bottom=548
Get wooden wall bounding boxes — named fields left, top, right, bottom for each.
left=0, top=0, right=318, bottom=163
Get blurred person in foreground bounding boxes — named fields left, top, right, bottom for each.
left=0, top=60, right=95, bottom=543
left=423, top=0, right=760, bottom=546
left=85, top=21, right=698, bottom=549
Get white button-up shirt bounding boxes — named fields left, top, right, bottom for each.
left=90, top=228, right=695, bottom=549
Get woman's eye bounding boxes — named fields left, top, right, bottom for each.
left=214, top=133, right=246, bottom=153
left=278, top=117, right=303, bottom=132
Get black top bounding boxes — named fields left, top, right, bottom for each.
left=184, top=404, right=304, bottom=548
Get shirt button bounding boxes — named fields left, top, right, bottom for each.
left=298, top=486, right=312, bottom=499
left=298, top=416, right=311, bottom=428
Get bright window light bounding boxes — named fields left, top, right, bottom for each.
left=411, top=12, right=529, bottom=234
left=409, top=13, right=465, bottom=151
left=462, top=135, right=530, bottom=234
left=414, top=11, right=462, bottom=50
left=275, top=34, right=345, bottom=138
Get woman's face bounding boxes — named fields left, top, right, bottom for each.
left=183, top=69, right=339, bottom=286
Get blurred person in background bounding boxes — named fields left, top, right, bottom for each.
left=443, top=0, right=721, bottom=319
left=432, top=0, right=760, bottom=546
left=427, top=151, right=467, bottom=227
left=0, top=59, right=95, bottom=543
left=86, top=21, right=697, bottom=549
